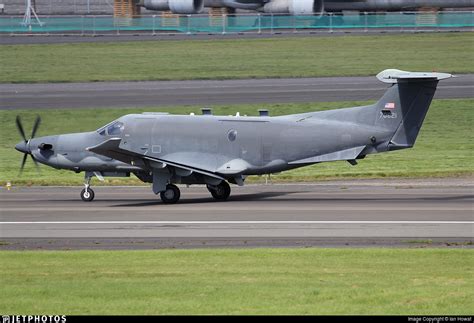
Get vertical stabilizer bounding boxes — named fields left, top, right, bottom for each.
left=373, top=69, right=452, bottom=150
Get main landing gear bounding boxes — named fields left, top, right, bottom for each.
left=207, top=181, right=231, bottom=201
left=160, top=184, right=181, bottom=204
left=159, top=181, right=231, bottom=204
left=80, top=175, right=95, bottom=202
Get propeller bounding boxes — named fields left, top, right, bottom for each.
left=15, top=115, right=41, bottom=175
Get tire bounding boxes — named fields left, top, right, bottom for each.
left=207, top=181, right=231, bottom=201
left=160, top=184, right=181, bottom=204
left=80, top=188, right=95, bottom=202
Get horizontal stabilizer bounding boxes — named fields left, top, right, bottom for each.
left=289, top=146, right=366, bottom=165
left=376, top=69, right=452, bottom=84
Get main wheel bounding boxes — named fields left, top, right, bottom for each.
left=160, top=184, right=181, bottom=204
left=207, top=181, right=231, bottom=201
left=80, top=188, right=95, bottom=202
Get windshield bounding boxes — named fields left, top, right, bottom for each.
left=107, top=121, right=124, bottom=135
left=97, top=121, right=124, bottom=136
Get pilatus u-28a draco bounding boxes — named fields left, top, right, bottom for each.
left=15, top=69, right=452, bottom=203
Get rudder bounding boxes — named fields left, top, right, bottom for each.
left=373, top=69, right=452, bottom=151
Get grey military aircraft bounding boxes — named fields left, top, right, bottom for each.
left=15, top=69, right=451, bottom=204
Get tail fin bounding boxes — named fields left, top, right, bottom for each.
left=373, top=69, right=452, bottom=151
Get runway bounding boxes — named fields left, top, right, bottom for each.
left=1, top=179, right=472, bottom=249
left=1, top=74, right=473, bottom=110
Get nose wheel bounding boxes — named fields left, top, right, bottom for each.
left=80, top=175, right=95, bottom=202
left=80, top=187, right=95, bottom=202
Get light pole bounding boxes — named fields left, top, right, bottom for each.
left=22, top=0, right=43, bottom=30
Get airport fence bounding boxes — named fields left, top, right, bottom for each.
left=0, top=11, right=473, bottom=35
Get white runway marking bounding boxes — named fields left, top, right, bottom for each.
left=1, top=221, right=472, bottom=225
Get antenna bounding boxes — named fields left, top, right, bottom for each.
left=22, top=0, right=43, bottom=30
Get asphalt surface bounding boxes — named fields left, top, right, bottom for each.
left=1, top=179, right=472, bottom=249
left=1, top=74, right=473, bottom=110
left=1, top=29, right=472, bottom=45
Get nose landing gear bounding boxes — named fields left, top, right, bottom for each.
left=80, top=187, right=95, bottom=202
left=80, top=174, right=95, bottom=202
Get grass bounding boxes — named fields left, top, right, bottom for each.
left=1, top=99, right=472, bottom=186
left=1, top=33, right=473, bottom=83
left=0, top=248, right=472, bottom=314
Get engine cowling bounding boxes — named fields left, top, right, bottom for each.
left=143, top=0, right=204, bottom=14
left=263, top=0, right=324, bottom=14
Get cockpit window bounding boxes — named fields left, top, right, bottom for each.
left=97, top=121, right=124, bottom=136
left=107, top=121, right=124, bottom=136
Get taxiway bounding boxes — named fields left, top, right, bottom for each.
left=1, top=74, right=473, bottom=110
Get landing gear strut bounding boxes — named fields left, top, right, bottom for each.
left=207, top=181, right=231, bottom=201
left=81, top=174, right=95, bottom=202
left=160, top=184, right=180, bottom=204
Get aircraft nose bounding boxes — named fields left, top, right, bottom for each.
left=15, top=141, right=29, bottom=154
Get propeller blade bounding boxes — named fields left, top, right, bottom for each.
left=31, top=115, right=41, bottom=139
left=19, top=153, right=28, bottom=175
left=30, top=154, right=40, bottom=173
left=15, top=115, right=27, bottom=142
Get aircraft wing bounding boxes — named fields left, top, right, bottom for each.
left=288, top=146, right=366, bottom=165
left=87, top=138, right=225, bottom=181
left=86, top=138, right=140, bottom=164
